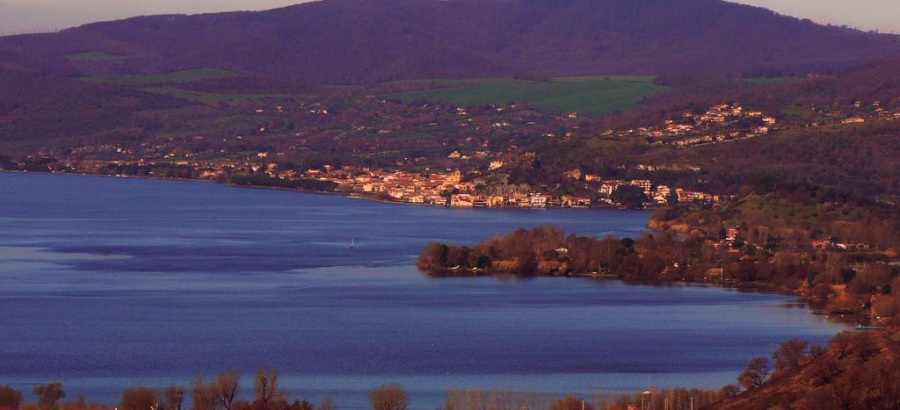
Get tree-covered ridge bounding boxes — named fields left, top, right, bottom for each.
left=3, top=0, right=898, bottom=84
left=655, top=186, right=900, bottom=319
left=715, top=329, right=900, bottom=410
left=652, top=183, right=900, bottom=251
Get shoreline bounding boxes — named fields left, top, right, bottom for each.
left=1, top=169, right=649, bottom=211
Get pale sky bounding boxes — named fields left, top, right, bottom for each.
left=0, top=0, right=897, bottom=35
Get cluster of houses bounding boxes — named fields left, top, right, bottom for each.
left=447, top=193, right=592, bottom=208
left=294, top=167, right=596, bottom=208
left=612, top=103, right=778, bottom=148
left=595, top=178, right=728, bottom=206
left=823, top=100, right=900, bottom=125
left=278, top=165, right=725, bottom=209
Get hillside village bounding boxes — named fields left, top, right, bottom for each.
left=5, top=94, right=898, bottom=210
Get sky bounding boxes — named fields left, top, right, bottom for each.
left=0, top=0, right=897, bottom=35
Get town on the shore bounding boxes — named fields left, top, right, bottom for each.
left=5, top=98, right=897, bottom=210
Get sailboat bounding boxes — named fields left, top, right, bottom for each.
left=350, top=238, right=355, bottom=249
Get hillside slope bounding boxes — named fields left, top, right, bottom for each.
left=1, top=0, right=899, bottom=84
left=713, top=329, right=900, bottom=410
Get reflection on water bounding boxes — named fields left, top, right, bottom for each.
left=0, top=173, right=847, bottom=409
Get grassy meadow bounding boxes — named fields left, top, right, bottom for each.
left=78, top=68, right=240, bottom=85
left=65, top=51, right=127, bottom=61
left=143, top=87, right=291, bottom=105
left=381, top=76, right=668, bottom=115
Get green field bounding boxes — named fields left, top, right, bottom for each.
left=381, top=76, right=668, bottom=115
left=143, top=87, right=290, bottom=105
left=78, top=68, right=240, bottom=85
left=65, top=51, right=127, bottom=61
left=744, top=77, right=803, bottom=85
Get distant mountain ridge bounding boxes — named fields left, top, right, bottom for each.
left=1, top=0, right=899, bottom=84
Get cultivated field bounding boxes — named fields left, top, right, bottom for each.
left=382, top=76, right=668, bottom=115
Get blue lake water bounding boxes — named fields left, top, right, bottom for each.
left=0, top=173, right=846, bottom=409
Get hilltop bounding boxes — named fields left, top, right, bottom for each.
left=1, top=0, right=899, bottom=84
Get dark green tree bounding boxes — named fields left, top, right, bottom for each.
left=611, top=185, right=649, bottom=209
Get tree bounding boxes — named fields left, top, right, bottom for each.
left=0, top=386, right=23, bottom=410
left=719, top=384, right=740, bottom=398
left=233, top=400, right=252, bottom=410
left=666, top=190, right=679, bottom=207
left=738, top=357, right=771, bottom=390
left=318, top=395, right=336, bottom=410
left=772, top=339, right=809, bottom=374
left=163, top=386, right=185, bottom=410
left=121, top=387, right=159, bottom=410
left=33, top=383, right=64, bottom=410
left=215, top=369, right=241, bottom=410
left=417, top=242, right=449, bottom=270
left=60, top=394, right=85, bottom=410
left=368, top=384, right=407, bottom=410
left=288, top=400, right=313, bottom=410
left=750, top=173, right=777, bottom=195
left=550, top=395, right=595, bottom=410
left=253, top=369, right=280, bottom=408
left=191, top=378, right=217, bottom=410
left=611, top=185, right=648, bottom=209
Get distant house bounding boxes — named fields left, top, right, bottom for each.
left=726, top=227, right=740, bottom=241
left=530, top=194, right=548, bottom=208
left=630, top=179, right=653, bottom=195
left=705, top=268, right=724, bottom=280
left=450, top=194, right=474, bottom=207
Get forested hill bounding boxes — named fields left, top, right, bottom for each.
left=2, top=0, right=900, bottom=84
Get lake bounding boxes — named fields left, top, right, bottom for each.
left=0, top=173, right=846, bottom=409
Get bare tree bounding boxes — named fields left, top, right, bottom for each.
left=0, top=386, right=23, bottom=410
left=121, top=387, right=159, bottom=410
left=163, top=386, right=185, bottom=410
left=33, top=383, right=64, bottom=410
left=253, top=369, right=280, bottom=408
left=215, top=369, right=241, bottom=410
left=318, top=395, right=336, bottom=410
left=738, top=357, right=771, bottom=390
left=232, top=400, right=252, bottom=410
left=368, top=385, right=407, bottom=410
left=288, top=400, right=313, bottom=410
left=191, top=378, right=217, bottom=410
left=550, top=395, right=595, bottom=410
left=772, top=339, right=809, bottom=374
left=60, top=393, right=86, bottom=410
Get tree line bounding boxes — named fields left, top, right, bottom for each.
left=418, top=225, right=652, bottom=278
left=228, top=174, right=338, bottom=192
left=4, top=327, right=899, bottom=410
left=0, top=371, right=420, bottom=410
left=0, top=376, right=728, bottom=410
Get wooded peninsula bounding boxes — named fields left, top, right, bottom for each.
left=419, top=184, right=900, bottom=323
